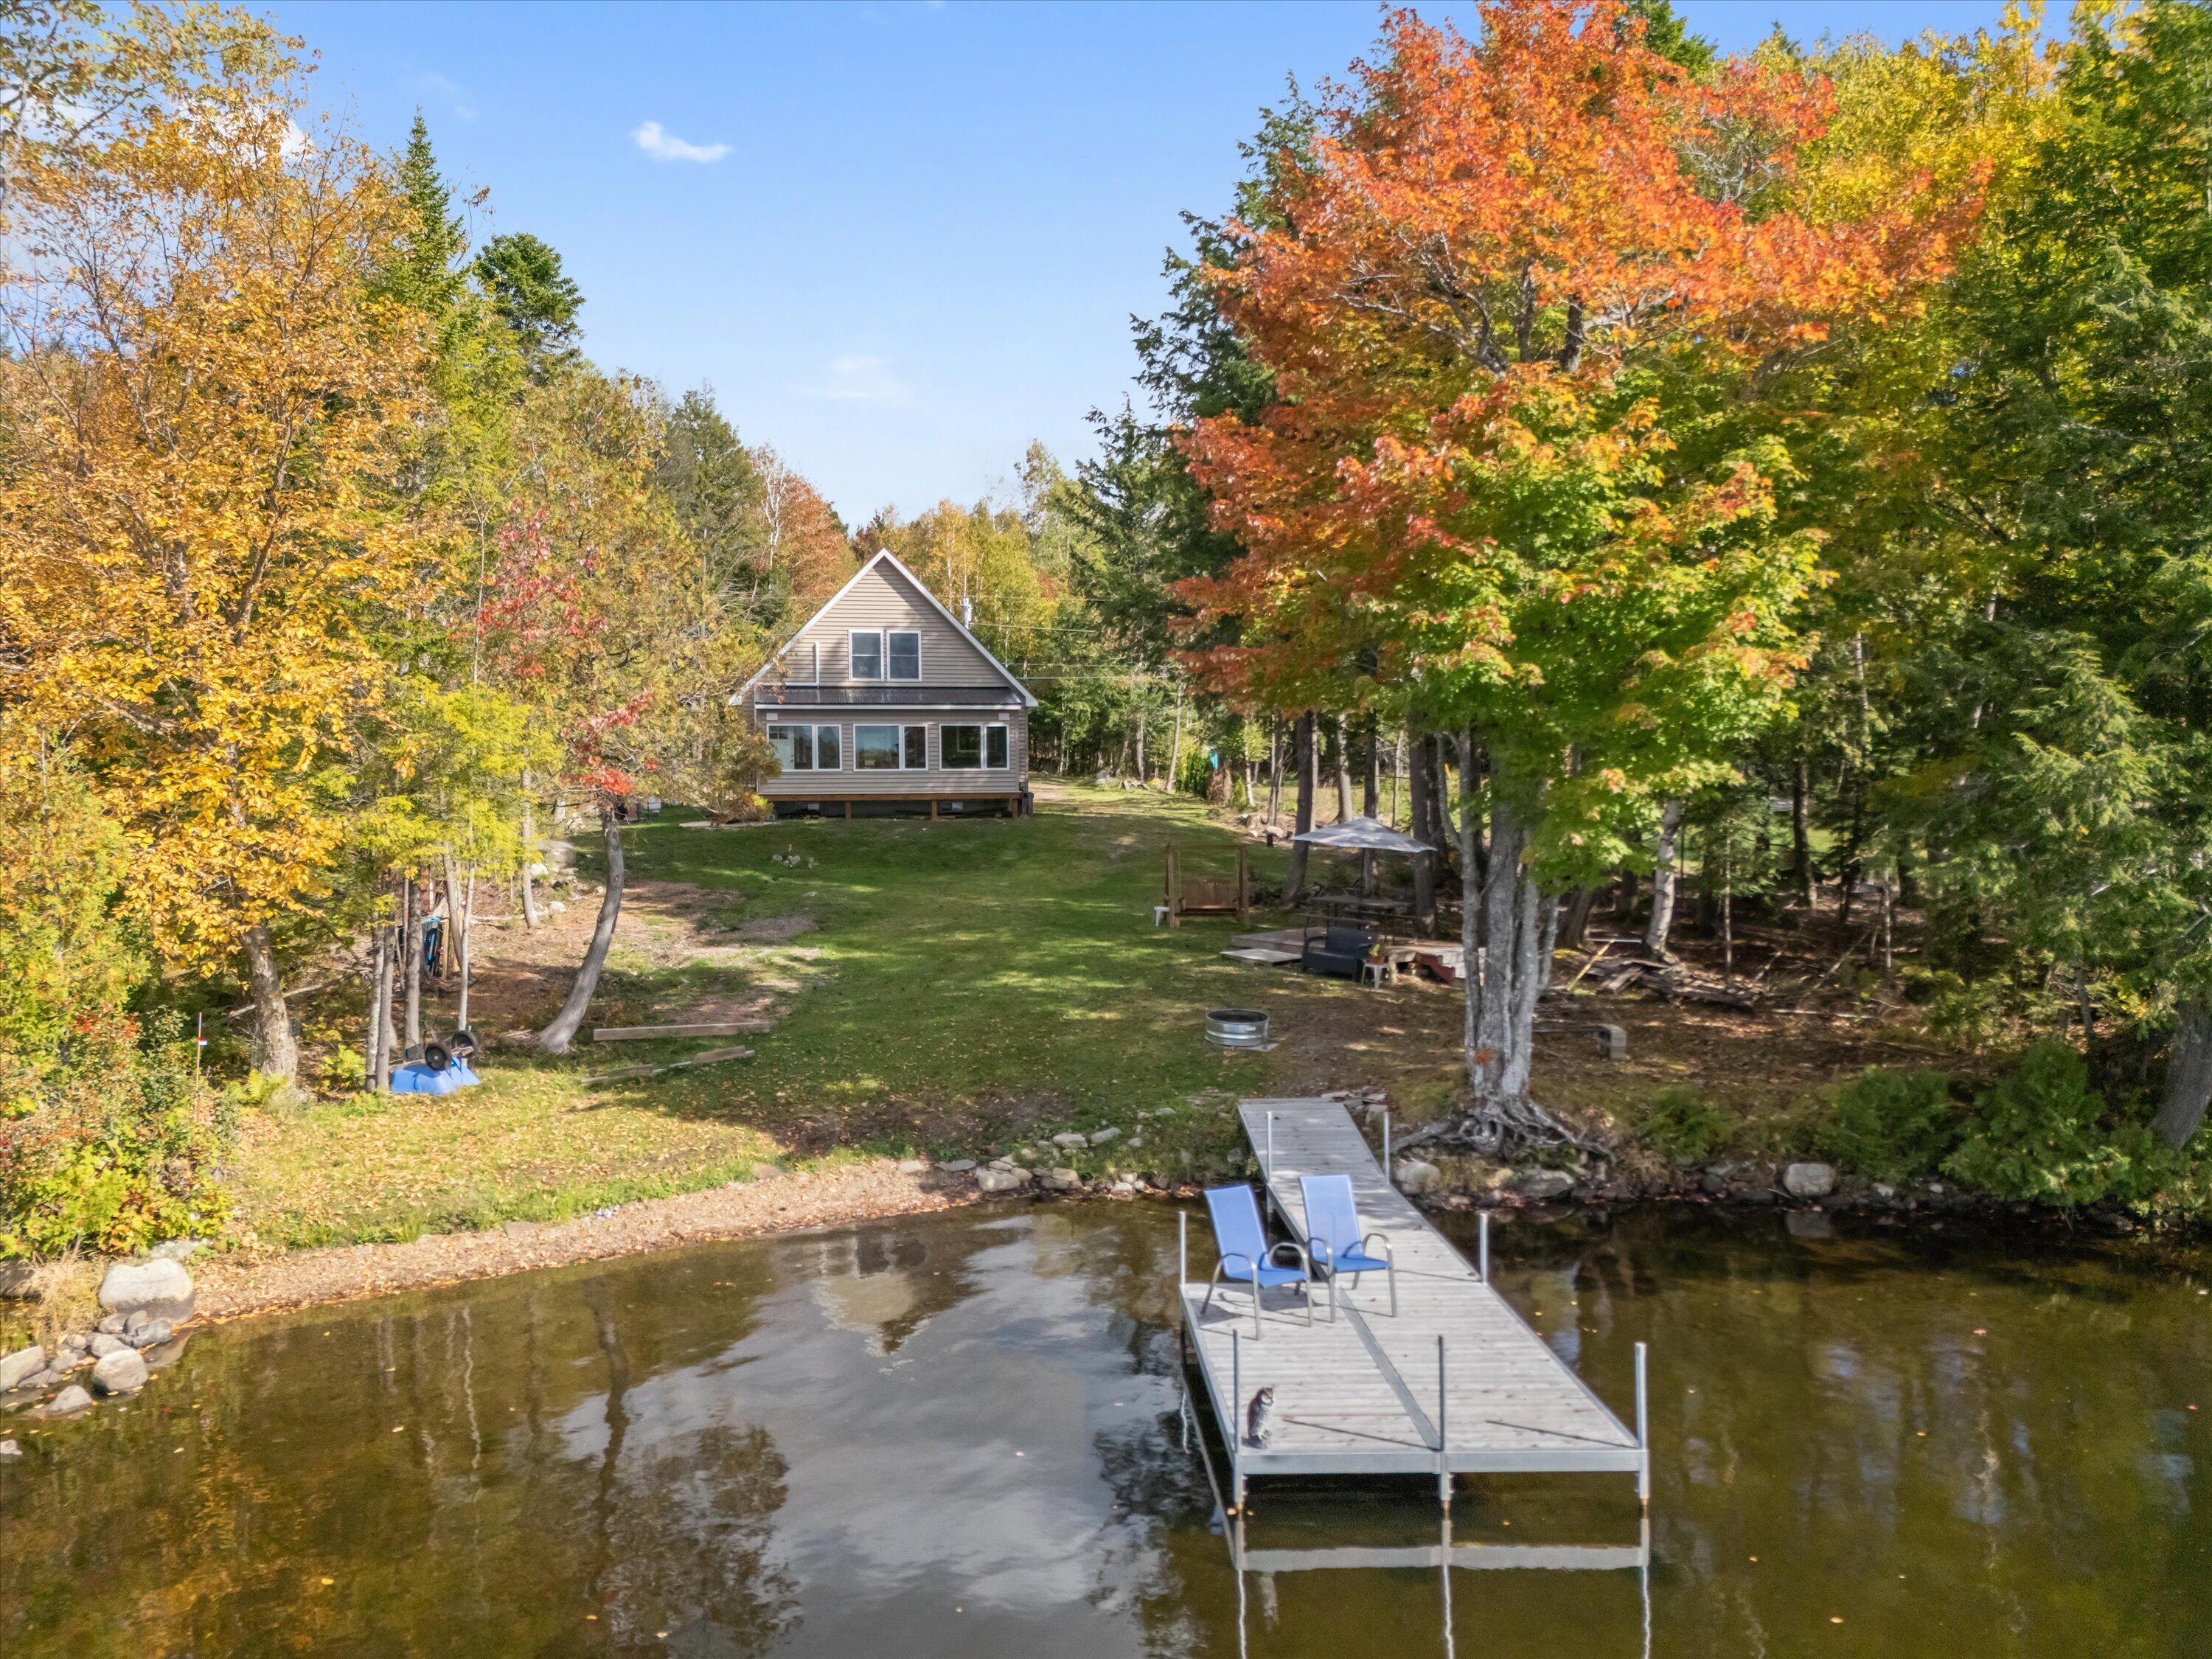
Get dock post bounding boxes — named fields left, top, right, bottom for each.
left=1383, top=1110, right=1391, bottom=1182
left=1231, top=1329, right=1245, bottom=1512
left=1265, top=1111, right=1275, bottom=1180
left=1478, top=1211, right=1489, bottom=1284
left=1634, top=1340, right=1650, bottom=1508
left=1179, top=1209, right=1188, bottom=1291
left=1436, top=1334, right=1451, bottom=1509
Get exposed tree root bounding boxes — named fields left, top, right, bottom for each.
left=1396, top=1091, right=1611, bottom=1162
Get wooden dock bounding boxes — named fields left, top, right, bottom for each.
left=1178, top=1098, right=1648, bottom=1509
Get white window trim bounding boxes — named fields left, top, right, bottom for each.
left=848, top=629, right=883, bottom=681
left=768, top=721, right=842, bottom=772
left=852, top=723, right=930, bottom=770
left=940, top=721, right=1011, bottom=772
left=886, top=629, right=922, bottom=683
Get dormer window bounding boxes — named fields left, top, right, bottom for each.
left=887, top=630, right=920, bottom=681
left=849, top=629, right=921, bottom=682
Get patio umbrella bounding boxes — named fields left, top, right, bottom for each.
left=1290, top=815, right=1433, bottom=852
left=1290, top=816, right=1435, bottom=908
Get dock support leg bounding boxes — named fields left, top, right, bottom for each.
left=1231, top=1329, right=1244, bottom=1512
left=1265, top=1111, right=1275, bottom=1181
left=1179, top=1209, right=1188, bottom=1298
left=1383, top=1110, right=1391, bottom=1182
left=1478, top=1211, right=1489, bottom=1284
left=1436, top=1335, right=1451, bottom=1509
left=1634, top=1340, right=1651, bottom=1509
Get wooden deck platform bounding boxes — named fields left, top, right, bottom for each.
left=1178, top=1099, right=1648, bottom=1509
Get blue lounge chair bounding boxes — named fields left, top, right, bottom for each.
left=1298, top=1173, right=1397, bottom=1318
left=1200, top=1183, right=1312, bottom=1339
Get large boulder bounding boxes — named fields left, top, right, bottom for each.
left=1394, top=1159, right=1442, bottom=1195
left=0, top=1344, right=46, bottom=1393
left=91, top=1347, right=148, bottom=1395
left=1783, top=1162, right=1837, bottom=1200
left=1514, top=1169, right=1576, bottom=1202
left=98, top=1257, right=194, bottom=1325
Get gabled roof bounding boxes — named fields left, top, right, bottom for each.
left=731, top=549, right=1039, bottom=709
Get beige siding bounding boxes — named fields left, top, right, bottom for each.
left=754, top=711, right=1029, bottom=797
left=779, top=561, right=1003, bottom=687
left=744, top=554, right=1032, bottom=801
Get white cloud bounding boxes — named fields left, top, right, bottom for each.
left=415, top=73, right=476, bottom=122
left=630, top=120, right=730, bottom=164
left=801, top=353, right=915, bottom=407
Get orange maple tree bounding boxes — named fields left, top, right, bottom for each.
left=1175, top=1, right=1985, bottom=1116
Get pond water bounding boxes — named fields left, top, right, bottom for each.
left=3, top=1203, right=2208, bottom=1657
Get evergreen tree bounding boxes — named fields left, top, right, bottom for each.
left=471, top=231, right=583, bottom=375
left=382, top=114, right=467, bottom=317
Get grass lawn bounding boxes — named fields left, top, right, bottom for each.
left=229, top=781, right=1962, bottom=1252
left=230, top=784, right=1377, bottom=1248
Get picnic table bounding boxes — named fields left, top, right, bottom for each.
left=1307, top=893, right=1413, bottom=926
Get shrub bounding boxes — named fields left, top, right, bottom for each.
left=0, top=1015, right=233, bottom=1256
left=1945, top=1040, right=2173, bottom=1208
left=0, top=758, right=233, bottom=1256
left=1636, top=1086, right=1732, bottom=1165
left=1818, top=1067, right=1958, bottom=1183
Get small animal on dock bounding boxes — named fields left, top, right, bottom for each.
left=1245, top=1385, right=1274, bottom=1448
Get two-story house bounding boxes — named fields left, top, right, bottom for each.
left=731, top=550, right=1038, bottom=818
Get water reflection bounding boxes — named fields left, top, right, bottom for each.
left=1, top=1204, right=2207, bottom=1657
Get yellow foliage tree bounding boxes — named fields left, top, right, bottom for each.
left=0, top=25, right=444, bottom=1081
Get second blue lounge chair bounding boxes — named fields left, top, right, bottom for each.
left=1200, top=1183, right=1312, bottom=1339
left=1298, top=1173, right=1397, bottom=1318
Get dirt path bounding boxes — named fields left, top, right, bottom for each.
left=195, top=1161, right=984, bottom=1324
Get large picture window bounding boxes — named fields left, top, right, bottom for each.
left=853, top=725, right=901, bottom=770
left=941, top=723, right=1009, bottom=771
left=848, top=630, right=883, bottom=679
left=887, top=630, right=920, bottom=681
left=768, top=723, right=841, bottom=771
left=854, top=724, right=927, bottom=770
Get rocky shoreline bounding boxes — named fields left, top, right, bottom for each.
left=1, top=1118, right=2167, bottom=1442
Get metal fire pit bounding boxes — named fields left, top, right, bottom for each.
left=1204, top=1008, right=1271, bottom=1049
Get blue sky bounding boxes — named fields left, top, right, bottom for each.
left=268, top=1, right=2020, bottom=521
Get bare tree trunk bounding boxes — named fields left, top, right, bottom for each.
left=456, top=867, right=476, bottom=1032
left=1408, top=722, right=1436, bottom=931
left=403, top=873, right=423, bottom=1054
left=442, top=852, right=467, bottom=984
left=1558, top=886, right=1600, bottom=950
left=1645, top=799, right=1685, bottom=959
left=1283, top=714, right=1317, bottom=906
left=520, top=779, right=541, bottom=929
left=1265, top=720, right=1280, bottom=821
left=2152, top=1000, right=2212, bottom=1149
left=241, top=922, right=299, bottom=1084
left=1391, top=728, right=1404, bottom=829
left=1791, top=757, right=1815, bottom=906
left=364, top=923, right=389, bottom=1090
left=538, top=807, right=627, bottom=1055
left=1470, top=770, right=1524, bottom=1099
left=1430, top=737, right=1458, bottom=849
left=1166, top=682, right=1186, bottom=796
left=1332, top=714, right=1353, bottom=822
left=1134, top=700, right=1148, bottom=785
